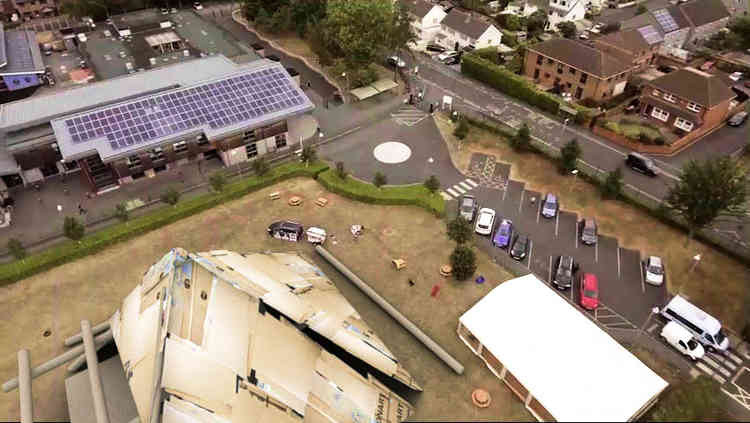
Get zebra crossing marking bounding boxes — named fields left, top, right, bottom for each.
left=458, top=181, right=472, bottom=190
left=453, top=185, right=466, bottom=194
left=446, top=187, right=459, bottom=197
left=439, top=179, right=481, bottom=199
left=466, top=179, right=478, bottom=187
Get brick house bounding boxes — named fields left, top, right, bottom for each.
left=639, top=67, right=735, bottom=135
left=592, top=26, right=662, bottom=72
left=524, top=38, right=634, bottom=102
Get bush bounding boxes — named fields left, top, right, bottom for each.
left=450, top=245, right=477, bottom=280
left=655, top=136, right=666, bottom=145
left=161, top=188, right=180, bottom=206
left=603, top=120, right=622, bottom=134
left=335, top=161, right=347, bottom=179
left=209, top=172, right=228, bottom=192
left=300, top=145, right=317, bottom=166
left=559, top=139, right=581, bottom=173
left=373, top=171, right=387, bottom=188
left=558, top=21, right=577, bottom=39
left=115, top=203, right=129, bottom=222
left=510, top=123, right=531, bottom=151
left=447, top=216, right=473, bottom=244
left=63, top=217, right=85, bottom=241
left=7, top=238, right=25, bottom=261
left=251, top=157, right=270, bottom=176
left=424, top=175, right=440, bottom=193
left=601, top=168, right=623, bottom=199
left=454, top=118, right=470, bottom=139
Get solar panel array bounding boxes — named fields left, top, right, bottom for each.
left=637, top=25, right=663, bottom=45
left=62, top=67, right=305, bottom=152
left=653, top=9, right=678, bottom=33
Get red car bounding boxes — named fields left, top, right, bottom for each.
left=579, top=273, right=599, bottom=310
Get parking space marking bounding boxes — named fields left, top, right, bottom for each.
left=555, top=213, right=559, bottom=237
left=502, top=186, right=507, bottom=202
left=729, top=352, right=743, bottom=365
left=711, top=353, right=738, bottom=372
left=536, top=200, right=542, bottom=223
left=697, top=361, right=714, bottom=375
left=639, top=255, right=645, bottom=293
left=527, top=241, right=533, bottom=269
left=519, top=190, right=525, bottom=213
left=715, top=374, right=728, bottom=384
left=453, top=185, right=466, bottom=194
left=447, top=187, right=459, bottom=197
left=466, top=179, right=478, bottom=187
left=440, top=192, right=452, bottom=201
left=647, top=323, right=658, bottom=333
left=459, top=181, right=472, bottom=190
left=594, top=241, right=598, bottom=263
left=548, top=255, right=553, bottom=283
left=704, top=356, right=721, bottom=370
left=575, top=221, right=579, bottom=249
left=617, top=247, right=621, bottom=279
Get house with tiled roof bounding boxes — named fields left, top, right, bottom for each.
left=679, top=0, right=730, bottom=46
left=593, top=27, right=662, bottom=72
left=438, top=9, right=503, bottom=50
left=524, top=38, right=634, bottom=101
left=403, top=0, right=447, bottom=47
left=639, top=67, right=735, bottom=134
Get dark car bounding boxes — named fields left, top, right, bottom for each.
left=624, top=98, right=640, bottom=113
left=657, top=65, right=676, bottom=73
left=266, top=54, right=281, bottom=62
left=625, top=152, right=658, bottom=177
left=426, top=43, right=446, bottom=53
left=267, top=220, right=303, bottom=242
left=553, top=255, right=577, bottom=290
left=580, top=218, right=598, bottom=245
left=510, top=234, right=530, bottom=260
left=458, top=195, right=478, bottom=222
left=540, top=193, right=559, bottom=218
left=728, top=111, right=748, bottom=127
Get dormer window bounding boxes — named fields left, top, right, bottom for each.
left=663, top=93, right=676, bottom=103
left=687, top=102, right=701, bottom=113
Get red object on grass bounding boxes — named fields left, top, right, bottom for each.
left=431, top=284, right=441, bottom=297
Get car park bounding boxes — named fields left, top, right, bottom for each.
left=437, top=51, right=459, bottom=62
left=580, top=218, right=597, bottom=245
left=728, top=111, right=748, bottom=127
left=625, top=152, right=658, bottom=177
left=578, top=273, right=599, bottom=310
left=552, top=255, right=577, bottom=290
left=661, top=322, right=705, bottom=360
left=540, top=193, right=558, bottom=218
left=386, top=56, right=406, bottom=68
left=475, top=208, right=496, bottom=235
left=426, top=43, right=446, bottom=53
left=458, top=195, right=478, bottom=222
left=644, top=256, right=664, bottom=286
left=509, top=234, right=529, bottom=260
left=493, top=219, right=513, bottom=248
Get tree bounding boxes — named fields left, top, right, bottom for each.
left=335, top=161, right=347, bottom=179
left=323, top=0, right=393, bottom=71
left=254, top=7, right=272, bottom=29
left=63, top=216, right=85, bottom=241
left=559, top=139, right=581, bottom=173
left=648, top=377, right=728, bottom=421
left=115, top=203, right=129, bottom=222
left=252, top=157, right=270, bottom=176
left=635, top=4, right=647, bottom=15
left=161, top=188, right=180, bottom=206
left=729, top=16, right=750, bottom=50
left=558, top=21, right=577, bottom=39
left=373, top=171, right=387, bottom=187
left=209, top=172, right=228, bottom=192
left=424, top=175, right=440, bottom=193
left=454, top=118, right=469, bottom=139
left=243, top=0, right=285, bottom=21
left=300, top=145, right=317, bottom=166
left=504, top=14, right=523, bottom=32
left=664, top=157, right=747, bottom=243
left=7, top=238, right=25, bottom=261
left=510, top=123, right=531, bottom=151
left=601, top=167, right=623, bottom=199
left=450, top=245, right=477, bottom=280
left=527, top=10, right=548, bottom=36
left=447, top=216, right=473, bottom=244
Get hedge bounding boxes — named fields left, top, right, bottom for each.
left=317, top=170, right=445, bottom=217
left=0, top=161, right=329, bottom=286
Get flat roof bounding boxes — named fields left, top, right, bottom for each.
left=1, top=29, right=44, bottom=76
left=459, top=274, right=668, bottom=422
left=144, top=31, right=181, bottom=47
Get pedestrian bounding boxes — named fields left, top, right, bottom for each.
left=307, top=81, right=311, bottom=89
left=78, top=203, right=84, bottom=215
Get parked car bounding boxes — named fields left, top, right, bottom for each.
left=509, top=234, right=530, bottom=260
left=580, top=218, right=598, bottom=245
left=437, top=51, right=459, bottom=62
left=462, top=44, right=476, bottom=52
left=625, top=152, right=658, bottom=177
left=160, top=7, right=169, bottom=14
left=458, top=195, right=478, bottom=222
left=386, top=55, right=406, bottom=68
left=657, top=65, right=676, bottom=73
left=170, top=7, right=178, bottom=13
left=443, top=53, right=462, bottom=65
left=644, top=256, right=665, bottom=286
left=661, top=321, right=705, bottom=361
left=193, top=2, right=203, bottom=9
left=266, top=54, right=281, bottom=62
left=728, top=111, right=748, bottom=127
left=729, top=71, right=743, bottom=82
left=79, top=60, right=88, bottom=69
left=474, top=208, right=496, bottom=235
left=493, top=219, right=513, bottom=248
left=578, top=273, right=599, bottom=310
left=540, top=193, right=559, bottom=218
left=552, top=255, right=577, bottom=290
left=426, top=43, right=446, bottom=53
left=578, top=32, right=589, bottom=40
left=267, top=220, right=304, bottom=242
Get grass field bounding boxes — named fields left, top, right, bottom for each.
left=0, top=177, right=530, bottom=421
left=435, top=115, right=750, bottom=333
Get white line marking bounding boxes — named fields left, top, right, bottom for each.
left=595, top=241, right=598, bottom=263
left=714, top=374, right=727, bottom=384
left=446, top=188, right=459, bottom=196
left=502, top=185, right=507, bottom=202
left=704, top=356, right=720, bottom=370
left=548, top=255, right=553, bottom=283
left=459, top=181, right=472, bottom=190
left=536, top=200, right=542, bottom=223
left=570, top=279, right=574, bottom=302
left=729, top=352, right=743, bottom=365
left=519, top=190, right=525, bottom=213
left=639, top=255, right=645, bottom=293
left=440, top=192, right=452, bottom=200
left=527, top=240, right=533, bottom=269
left=466, top=179, right=478, bottom=187
left=555, top=213, right=559, bottom=237
left=575, top=220, right=579, bottom=249
left=697, top=362, right=714, bottom=375
left=647, top=323, right=658, bottom=333
left=617, top=247, right=621, bottom=279
left=453, top=185, right=466, bottom=194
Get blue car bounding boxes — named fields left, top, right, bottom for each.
left=493, top=219, right=513, bottom=248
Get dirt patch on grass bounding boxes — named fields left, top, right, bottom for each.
left=0, top=177, right=529, bottom=421
left=435, top=116, right=750, bottom=333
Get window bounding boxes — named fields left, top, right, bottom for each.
left=275, top=133, right=287, bottom=148
left=243, top=130, right=256, bottom=142
left=674, top=117, right=694, bottom=131
left=148, top=147, right=165, bottom=161
left=196, top=134, right=209, bottom=146
left=562, top=0, right=566, bottom=5
left=245, top=142, right=258, bottom=158
left=126, top=155, right=141, bottom=168
left=687, top=102, right=701, bottom=113
left=663, top=93, right=676, bottom=103
left=651, top=107, right=669, bottom=122
left=569, top=67, right=576, bottom=74
left=579, top=73, right=588, bottom=84
left=575, top=87, right=583, bottom=99
left=536, top=55, right=543, bottom=65
left=173, top=140, right=188, bottom=154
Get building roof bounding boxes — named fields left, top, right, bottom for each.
left=144, top=31, right=181, bottom=47
left=404, top=0, right=438, bottom=18
left=596, top=28, right=652, bottom=53
left=109, top=248, right=417, bottom=423
left=679, top=0, right=729, bottom=28
left=648, top=67, right=735, bottom=107
left=1, top=29, right=44, bottom=76
left=651, top=6, right=690, bottom=33
left=442, top=10, right=493, bottom=40
left=528, top=38, right=633, bottom=78
left=459, top=274, right=668, bottom=422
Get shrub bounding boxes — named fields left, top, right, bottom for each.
left=655, top=136, right=666, bottom=145
left=115, top=203, right=129, bottom=222
left=447, top=216, right=473, bottom=244
left=335, top=161, right=347, bottom=179
left=251, top=157, right=270, bottom=176
left=454, top=118, right=469, bottom=139
left=450, top=245, right=477, bottom=280
left=63, top=217, right=85, bottom=241
left=601, top=168, right=623, bottom=199
left=7, top=238, right=25, bottom=261
left=510, top=123, right=531, bottom=151
left=373, top=171, right=387, bottom=188
left=209, top=172, right=228, bottom=192
left=160, top=188, right=180, bottom=206
left=559, top=139, right=581, bottom=173
left=603, top=120, right=621, bottom=134
left=424, top=175, right=440, bottom=193
left=300, top=145, right=317, bottom=166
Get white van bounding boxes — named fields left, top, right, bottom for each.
left=660, top=295, right=729, bottom=353
left=660, top=322, right=704, bottom=360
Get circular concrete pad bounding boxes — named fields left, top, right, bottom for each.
left=373, top=142, right=412, bottom=164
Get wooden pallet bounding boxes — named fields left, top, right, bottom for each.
left=315, top=197, right=328, bottom=207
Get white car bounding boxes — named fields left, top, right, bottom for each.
left=644, top=256, right=664, bottom=286
left=474, top=208, right=496, bottom=236
left=386, top=56, right=406, bottom=68
left=661, top=322, right=704, bottom=361
left=437, top=51, right=459, bottom=62
left=193, top=2, right=203, bottom=10
left=729, top=71, right=743, bottom=82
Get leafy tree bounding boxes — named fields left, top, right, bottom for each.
left=7, top=238, right=26, bottom=261
left=323, top=0, right=393, bottom=71
left=635, top=4, right=647, bottom=15
left=450, top=245, right=477, bottom=280
left=510, top=123, right=531, bottom=151
left=558, top=21, right=577, bottom=39
left=300, top=145, right=317, bottom=166
left=268, top=5, right=294, bottom=34
left=209, top=172, right=228, bottom=192
left=252, top=157, right=270, bottom=176
left=454, top=118, right=469, bottom=139
left=373, top=171, right=387, bottom=187
left=729, top=16, right=750, bottom=50
left=424, top=175, right=440, bottom=193
left=559, top=139, right=581, bottom=173
left=243, top=0, right=285, bottom=21
left=335, top=161, right=347, bottom=179
left=504, top=14, right=523, bottom=31
left=161, top=187, right=181, bottom=206
left=526, top=10, right=548, bottom=36
left=289, top=0, right=326, bottom=37
left=601, top=167, right=623, bottom=199
left=648, top=377, right=728, bottom=421
left=115, top=203, right=129, bottom=222
left=255, top=7, right=272, bottom=29
left=664, top=157, right=747, bottom=243
left=447, top=216, right=473, bottom=244
left=63, top=216, right=85, bottom=241
left=307, top=20, right=334, bottom=66
left=387, top=0, right=416, bottom=57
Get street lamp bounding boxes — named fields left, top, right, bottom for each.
left=341, top=72, right=349, bottom=102
left=562, top=117, right=570, bottom=139
left=639, top=306, right=661, bottom=340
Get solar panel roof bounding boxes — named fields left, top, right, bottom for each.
left=50, top=63, right=313, bottom=161
left=637, top=25, right=663, bottom=45
left=653, top=9, right=678, bottom=33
